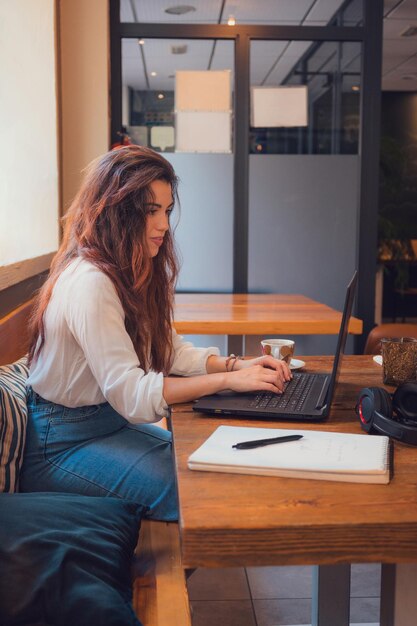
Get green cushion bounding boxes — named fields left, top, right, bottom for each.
left=0, top=492, right=144, bottom=626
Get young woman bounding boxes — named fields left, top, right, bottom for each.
left=20, top=146, right=291, bottom=521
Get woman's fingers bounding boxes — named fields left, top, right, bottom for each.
left=260, top=355, right=292, bottom=381
left=258, top=367, right=286, bottom=392
left=238, top=355, right=292, bottom=382
left=229, top=362, right=291, bottom=393
left=247, top=364, right=287, bottom=392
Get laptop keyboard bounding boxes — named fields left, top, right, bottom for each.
left=247, top=373, right=317, bottom=413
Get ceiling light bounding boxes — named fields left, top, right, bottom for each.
left=171, top=44, right=188, bottom=55
left=138, top=39, right=145, bottom=45
left=150, top=71, right=157, bottom=77
left=351, top=85, right=360, bottom=92
left=157, top=93, right=165, bottom=99
left=227, top=15, right=236, bottom=26
left=165, top=4, right=196, bottom=15
left=401, top=25, right=417, bottom=37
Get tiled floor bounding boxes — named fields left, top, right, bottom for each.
left=188, top=564, right=381, bottom=626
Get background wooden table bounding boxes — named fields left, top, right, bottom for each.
left=170, top=355, right=417, bottom=626
left=173, top=293, right=363, bottom=336
left=174, top=293, right=363, bottom=355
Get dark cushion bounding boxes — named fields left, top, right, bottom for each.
left=0, top=358, right=29, bottom=492
left=0, top=492, right=144, bottom=626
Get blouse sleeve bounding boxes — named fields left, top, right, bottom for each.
left=169, top=328, right=220, bottom=376
left=65, top=271, right=169, bottom=424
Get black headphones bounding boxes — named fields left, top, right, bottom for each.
left=356, top=383, right=417, bottom=444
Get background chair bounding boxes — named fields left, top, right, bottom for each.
left=364, top=323, right=417, bottom=355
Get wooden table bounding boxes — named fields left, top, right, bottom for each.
left=170, top=356, right=417, bottom=626
left=174, top=293, right=363, bottom=354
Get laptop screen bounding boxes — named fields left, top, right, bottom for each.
left=323, top=270, right=358, bottom=407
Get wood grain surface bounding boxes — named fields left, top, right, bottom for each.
left=173, top=293, right=363, bottom=335
left=0, top=299, right=33, bottom=364
left=170, top=356, right=417, bottom=569
left=133, top=520, right=191, bottom=626
left=0, top=253, right=54, bottom=290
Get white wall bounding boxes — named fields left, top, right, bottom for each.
left=247, top=154, right=359, bottom=356
left=166, top=154, right=234, bottom=292
left=165, top=153, right=233, bottom=352
left=0, top=0, right=59, bottom=265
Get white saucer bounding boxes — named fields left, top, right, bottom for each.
left=290, top=358, right=306, bottom=371
left=373, top=355, right=383, bottom=366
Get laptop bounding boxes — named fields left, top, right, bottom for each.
left=193, top=271, right=358, bottom=421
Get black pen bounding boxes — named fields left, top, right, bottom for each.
left=232, top=434, right=303, bottom=450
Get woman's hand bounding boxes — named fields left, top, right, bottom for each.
left=164, top=354, right=293, bottom=405
left=228, top=355, right=292, bottom=394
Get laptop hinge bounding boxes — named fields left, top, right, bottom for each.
left=315, top=379, right=329, bottom=410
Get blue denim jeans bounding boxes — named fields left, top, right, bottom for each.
left=20, top=388, right=178, bottom=521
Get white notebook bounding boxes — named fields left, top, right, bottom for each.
left=188, top=426, right=392, bottom=484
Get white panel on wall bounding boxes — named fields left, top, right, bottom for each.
left=0, top=0, right=59, bottom=265
left=251, top=86, right=308, bottom=127
left=175, top=70, right=232, bottom=153
left=176, top=111, right=232, bottom=153
left=175, top=70, right=231, bottom=111
left=150, top=126, right=175, bottom=151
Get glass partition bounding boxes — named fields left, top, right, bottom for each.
left=247, top=36, right=362, bottom=355
left=122, top=38, right=234, bottom=154
left=115, top=0, right=377, bottom=355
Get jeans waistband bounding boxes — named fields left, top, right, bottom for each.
left=26, top=386, right=51, bottom=405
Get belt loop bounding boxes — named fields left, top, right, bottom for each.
left=26, top=385, right=33, bottom=402
left=26, top=386, right=37, bottom=404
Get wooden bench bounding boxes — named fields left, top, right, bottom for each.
left=0, top=300, right=192, bottom=626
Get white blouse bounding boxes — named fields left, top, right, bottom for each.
left=28, top=258, right=220, bottom=423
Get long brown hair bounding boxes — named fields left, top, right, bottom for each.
left=28, top=146, right=179, bottom=374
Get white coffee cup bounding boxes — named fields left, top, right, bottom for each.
left=261, top=338, right=295, bottom=364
